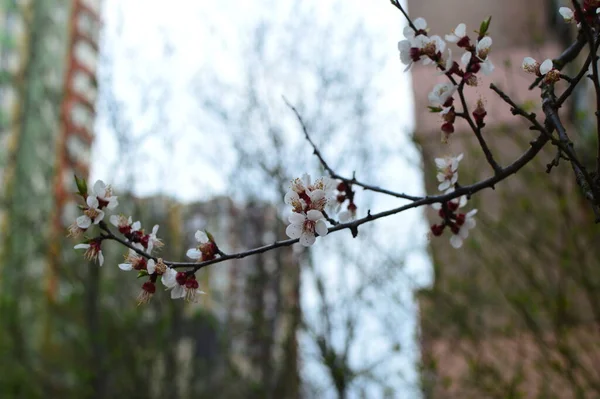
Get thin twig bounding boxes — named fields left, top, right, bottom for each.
left=282, top=96, right=422, bottom=202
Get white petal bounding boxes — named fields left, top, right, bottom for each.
left=456, top=153, right=464, bottom=162
left=300, top=232, right=316, bottom=247
left=436, top=172, right=446, bottom=183
left=86, top=196, right=99, bottom=209
left=286, top=223, right=303, bottom=239
left=455, top=23, right=466, bottom=37
left=93, top=180, right=107, bottom=197
left=403, top=26, right=414, bottom=40
left=307, top=209, right=324, bottom=221
left=413, top=17, right=427, bottom=31
left=187, top=248, right=202, bottom=259
left=131, top=221, right=141, bottom=231
left=522, top=56, right=537, bottom=69
left=195, top=230, right=208, bottom=243
left=92, top=210, right=105, bottom=224
left=450, top=235, right=463, bottom=248
left=438, top=180, right=451, bottom=191
left=434, top=158, right=447, bottom=168
left=118, top=263, right=133, bottom=271
left=464, top=218, right=476, bottom=230
left=467, top=209, right=478, bottom=217
left=315, top=219, right=328, bottom=237
left=76, top=215, right=91, bottom=229
left=161, top=269, right=177, bottom=287
left=445, top=33, right=458, bottom=43
left=431, top=35, right=446, bottom=53
left=309, top=189, right=325, bottom=202
left=289, top=212, right=306, bottom=225
left=431, top=203, right=442, bottom=210
left=559, top=7, right=574, bottom=22
left=284, top=190, right=299, bottom=205
left=171, top=285, right=185, bottom=299
left=481, top=59, right=495, bottom=75
left=301, top=173, right=311, bottom=187
left=147, top=259, right=156, bottom=274
left=98, top=251, right=104, bottom=266
left=106, top=198, right=119, bottom=210
left=477, top=36, right=492, bottom=51
left=461, top=51, right=472, bottom=66
left=540, top=59, right=553, bottom=75
left=74, top=243, right=90, bottom=250
left=109, top=215, right=120, bottom=227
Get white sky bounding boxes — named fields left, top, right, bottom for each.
left=92, top=0, right=430, bottom=396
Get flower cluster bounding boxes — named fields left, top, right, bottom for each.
left=334, top=181, right=357, bottom=223
left=522, top=57, right=560, bottom=84
left=70, top=179, right=119, bottom=265
left=430, top=196, right=478, bottom=249
left=70, top=176, right=206, bottom=305
left=162, top=269, right=205, bottom=302
left=429, top=154, right=477, bottom=248
left=284, top=174, right=334, bottom=246
left=400, top=18, right=492, bottom=142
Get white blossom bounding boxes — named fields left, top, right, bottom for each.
left=450, top=209, right=478, bottom=248
left=559, top=7, right=574, bottom=23
left=428, top=82, right=457, bottom=107
left=522, top=56, right=538, bottom=74
left=91, top=180, right=118, bottom=210
left=147, top=225, right=162, bottom=253
left=445, top=23, right=467, bottom=43
left=76, top=196, right=105, bottom=229
left=286, top=210, right=328, bottom=247
left=110, top=214, right=132, bottom=228
left=461, top=37, right=494, bottom=75
left=435, top=153, right=463, bottom=192
left=186, top=230, right=210, bottom=260
left=74, top=242, right=104, bottom=266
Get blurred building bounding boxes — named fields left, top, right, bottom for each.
left=0, top=0, right=102, bottom=294
left=409, top=0, right=600, bottom=398
left=0, top=0, right=102, bottom=395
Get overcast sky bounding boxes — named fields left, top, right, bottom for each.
left=93, top=1, right=429, bottom=396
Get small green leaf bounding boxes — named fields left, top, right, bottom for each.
left=478, top=16, right=492, bottom=37
left=428, top=106, right=443, bottom=113
left=205, top=230, right=215, bottom=242
left=74, top=175, right=88, bottom=196
left=137, top=270, right=149, bottom=279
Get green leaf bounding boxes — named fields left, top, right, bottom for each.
left=74, top=175, right=88, bottom=196
left=205, top=230, right=215, bottom=242
left=478, top=16, right=492, bottom=37
left=428, top=106, right=443, bottom=113
left=137, top=270, right=149, bottom=279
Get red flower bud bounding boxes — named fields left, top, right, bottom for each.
left=430, top=224, right=445, bottom=237
left=176, top=272, right=187, bottom=286
left=142, top=281, right=156, bottom=294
